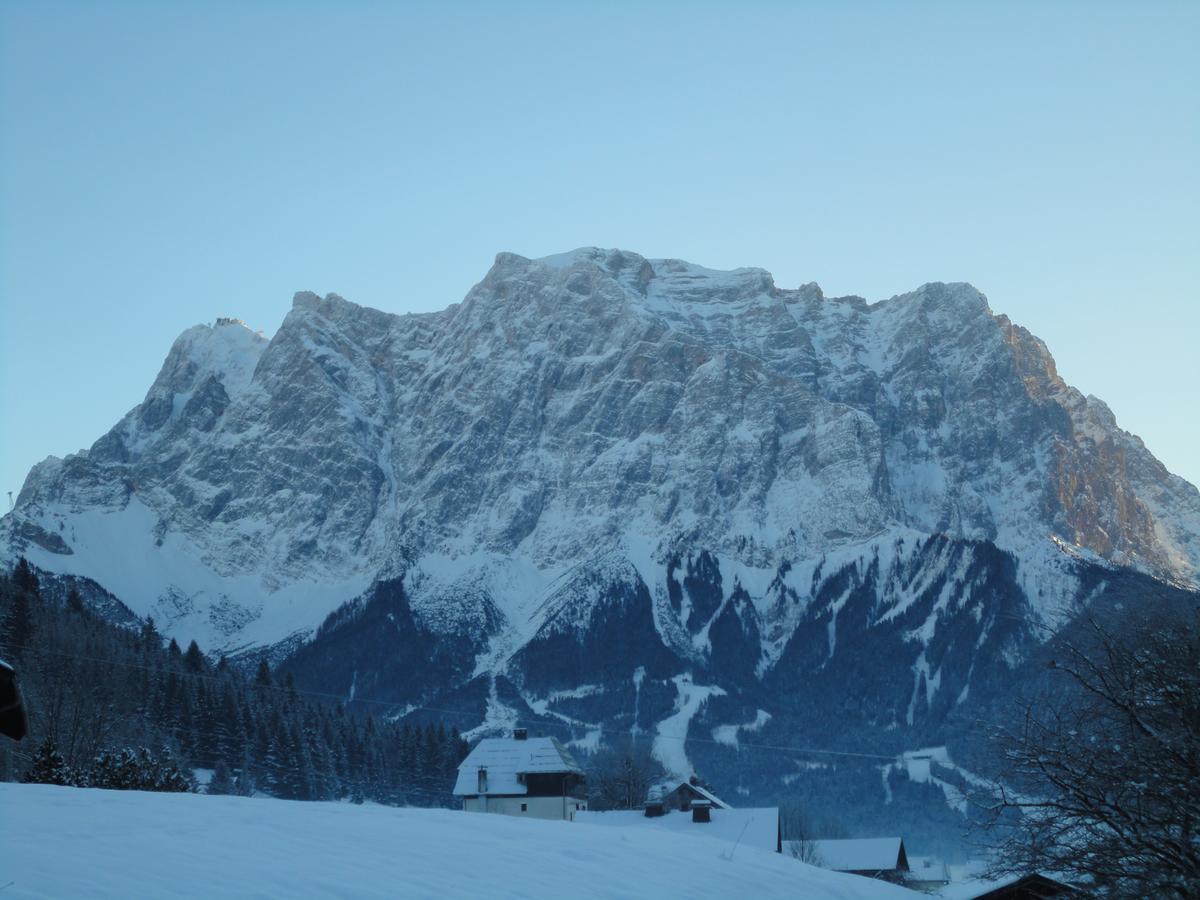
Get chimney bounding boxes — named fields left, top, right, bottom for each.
left=513, top=727, right=528, bottom=741
left=692, top=800, right=712, bottom=824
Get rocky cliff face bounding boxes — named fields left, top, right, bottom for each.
left=8, top=247, right=1196, bottom=653
left=9, top=247, right=1199, bottom=847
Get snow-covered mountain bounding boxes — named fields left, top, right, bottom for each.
left=8, top=248, right=1197, bottom=648
left=6, top=248, right=1200, bottom=843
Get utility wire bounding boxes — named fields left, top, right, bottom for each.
left=7, top=642, right=901, bottom=762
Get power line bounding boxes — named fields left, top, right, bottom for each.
left=7, top=642, right=900, bottom=762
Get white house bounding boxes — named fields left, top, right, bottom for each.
left=453, top=728, right=588, bottom=821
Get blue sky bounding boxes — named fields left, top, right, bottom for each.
left=2, top=0, right=1197, bottom=500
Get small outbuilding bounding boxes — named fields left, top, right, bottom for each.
left=649, top=777, right=732, bottom=813
left=454, top=728, right=587, bottom=821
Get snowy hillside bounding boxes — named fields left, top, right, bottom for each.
left=0, top=784, right=912, bottom=899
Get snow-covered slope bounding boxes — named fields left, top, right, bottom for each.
left=6, top=248, right=1197, bottom=654
left=0, top=784, right=912, bottom=900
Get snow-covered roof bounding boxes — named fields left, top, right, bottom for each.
left=453, top=737, right=583, bottom=796
left=907, top=856, right=949, bottom=882
left=575, top=807, right=779, bottom=853
left=804, top=837, right=907, bottom=872
left=678, top=782, right=731, bottom=810
left=935, top=873, right=1074, bottom=900
left=652, top=780, right=732, bottom=810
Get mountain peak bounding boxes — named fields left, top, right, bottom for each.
left=292, top=290, right=322, bottom=309
left=129, top=318, right=269, bottom=436
left=4, top=247, right=1199, bottom=656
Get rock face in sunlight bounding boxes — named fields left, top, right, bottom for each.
left=5, top=248, right=1200, bottom=849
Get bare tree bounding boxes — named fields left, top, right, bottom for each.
left=978, top=607, right=1200, bottom=897
left=587, top=739, right=665, bottom=811
left=781, top=804, right=825, bottom=865
left=781, top=802, right=851, bottom=865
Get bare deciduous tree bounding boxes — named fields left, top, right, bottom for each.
left=781, top=805, right=825, bottom=865
left=587, top=739, right=665, bottom=811
left=978, top=608, right=1200, bottom=897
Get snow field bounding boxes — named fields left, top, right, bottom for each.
left=0, top=784, right=913, bottom=899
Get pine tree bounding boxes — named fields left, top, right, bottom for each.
left=167, top=638, right=182, bottom=659
left=151, top=749, right=193, bottom=792
left=66, top=588, right=85, bottom=613
left=1, top=573, right=35, bottom=657
left=443, top=725, right=466, bottom=781
left=234, top=749, right=256, bottom=796
left=23, top=739, right=76, bottom=786
left=184, top=640, right=207, bottom=673
left=255, top=659, right=272, bottom=688
left=88, top=747, right=193, bottom=792
left=12, top=557, right=39, bottom=597
left=141, top=616, right=160, bottom=647
left=89, top=748, right=136, bottom=789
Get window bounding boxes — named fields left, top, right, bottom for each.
left=575, top=803, right=580, bottom=810
left=477, top=768, right=488, bottom=794
left=520, top=803, right=527, bottom=813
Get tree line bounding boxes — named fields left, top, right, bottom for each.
left=0, top=559, right=467, bottom=805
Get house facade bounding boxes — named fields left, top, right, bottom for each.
left=454, top=729, right=588, bottom=821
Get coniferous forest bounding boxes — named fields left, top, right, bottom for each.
left=0, top=560, right=467, bottom=805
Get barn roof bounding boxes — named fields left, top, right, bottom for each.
left=453, top=736, right=584, bottom=796
left=802, top=837, right=908, bottom=872
left=575, top=807, right=780, bottom=853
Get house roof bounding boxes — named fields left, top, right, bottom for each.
left=936, top=873, right=1076, bottom=899
left=575, top=807, right=779, bottom=853
left=800, top=837, right=907, bottom=872
left=453, top=737, right=584, bottom=796
left=657, top=781, right=732, bottom=810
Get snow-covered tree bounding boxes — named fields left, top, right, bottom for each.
left=22, top=739, right=76, bottom=786
left=88, top=747, right=193, bottom=793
